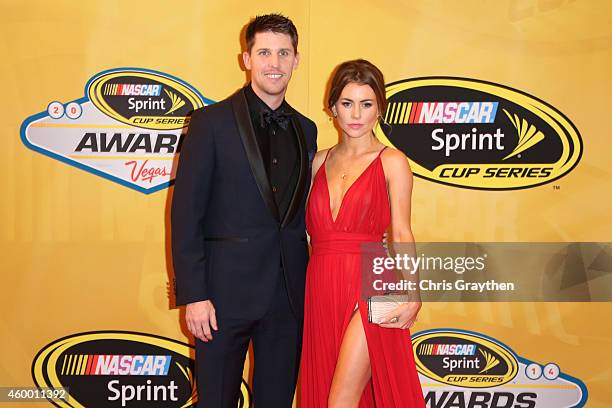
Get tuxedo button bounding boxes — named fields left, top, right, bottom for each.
left=271, top=129, right=276, bottom=135
left=272, top=186, right=278, bottom=192
left=272, top=158, right=278, bottom=165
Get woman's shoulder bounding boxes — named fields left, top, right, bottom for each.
left=380, top=146, right=408, bottom=162
left=312, top=147, right=333, bottom=175
left=314, top=147, right=332, bottom=160
left=380, top=146, right=413, bottom=176
left=314, top=148, right=332, bottom=165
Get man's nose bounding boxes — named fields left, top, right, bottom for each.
left=270, top=53, right=280, bottom=68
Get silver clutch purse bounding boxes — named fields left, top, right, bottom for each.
left=367, top=294, right=410, bottom=324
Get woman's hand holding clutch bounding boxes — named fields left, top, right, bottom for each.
left=378, top=300, right=421, bottom=330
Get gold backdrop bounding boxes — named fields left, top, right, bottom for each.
left=2, top=0, right=611, bottom=406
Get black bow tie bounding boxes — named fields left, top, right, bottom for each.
left=260, top=109, right=290, bottom=130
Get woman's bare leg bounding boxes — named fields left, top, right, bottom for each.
left=328, top=310, right=371, bottom=408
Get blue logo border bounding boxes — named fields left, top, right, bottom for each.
left=20, top=67, right=215, bottom=195
left=412, top=327, right=588, bottom=408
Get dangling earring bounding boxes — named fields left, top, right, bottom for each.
left=378, top=112, right=392, bottom=135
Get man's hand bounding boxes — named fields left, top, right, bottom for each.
left=186, top=300, right=218, bottom=342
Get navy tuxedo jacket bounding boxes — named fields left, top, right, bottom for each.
left=171, top=87, right=317, bottom=320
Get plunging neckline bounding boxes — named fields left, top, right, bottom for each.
left=323, top=148, right=385, bottom=225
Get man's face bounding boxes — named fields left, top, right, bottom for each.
left=243, top=31, right=299, bottom=99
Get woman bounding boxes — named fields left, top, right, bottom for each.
left=300, top=60, right=425, bottom=407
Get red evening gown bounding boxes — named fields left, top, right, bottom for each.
left=300, top=147, right=425, bottom=407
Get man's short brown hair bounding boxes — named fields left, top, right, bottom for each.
left=245, top=14, right=298, bottom=53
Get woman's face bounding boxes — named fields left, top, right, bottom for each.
left=333, top=82, right=379, bottom=139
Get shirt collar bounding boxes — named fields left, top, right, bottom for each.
left=244, top=83, right=289, bottom=122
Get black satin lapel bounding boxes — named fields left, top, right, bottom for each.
left=231, top=90, right=280, bottom=222
left=281, top=116, right=308, bottom=227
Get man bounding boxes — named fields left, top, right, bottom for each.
left=171, top=14, right=317, bottom=407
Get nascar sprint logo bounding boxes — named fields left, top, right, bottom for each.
left=20, top=68, right=212, bottom=193
left=413, top=329, right=587, bottom=407
left=88, top=70, right=203, bottom=130
left=32, top=331, right=252, bottom=408
left=414, top=329, right=518, bottom=387
left=376, top=77, right=582, bottom=190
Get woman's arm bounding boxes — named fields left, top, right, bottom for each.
left=383, top=149, right=415, bottom=244
left=379, top=148, right=421, bottom=329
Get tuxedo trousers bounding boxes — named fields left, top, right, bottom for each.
left=195, top=271, right=302, bottom=407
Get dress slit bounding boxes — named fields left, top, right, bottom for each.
left=300, top=149, right=425, bottom=407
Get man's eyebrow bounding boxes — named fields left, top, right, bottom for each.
left=254, top=47, right=293, bottom=52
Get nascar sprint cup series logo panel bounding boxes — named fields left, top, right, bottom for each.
left=20, top=68, right=212, bottom=194
left=376, top=77, right=582, bottom=190
left=413, top=329, right=587, bottom=407
left=32, top=331, right=252, bottom=408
